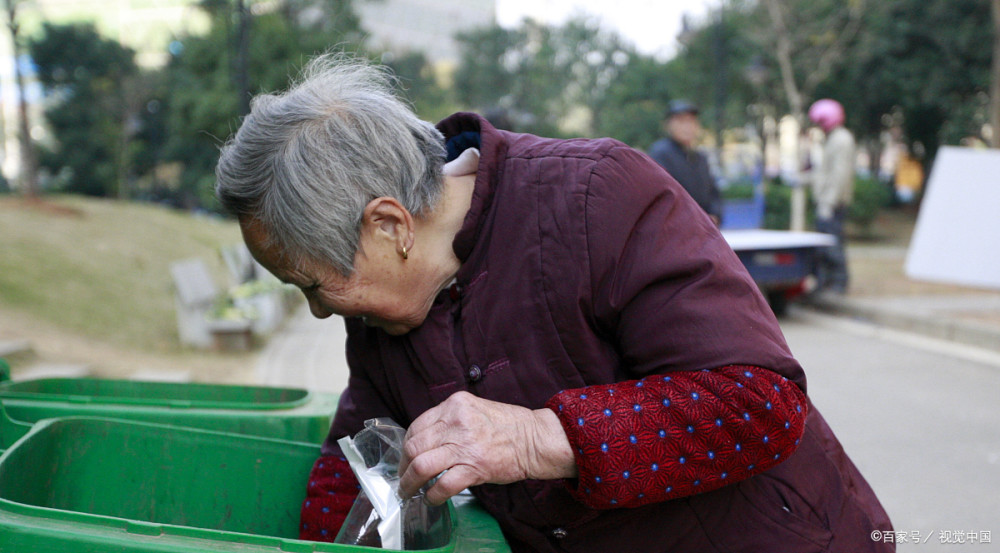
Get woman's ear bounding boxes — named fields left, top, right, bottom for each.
left=361, top=197, right=414, bottom=256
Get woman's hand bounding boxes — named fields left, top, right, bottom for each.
left=398, top=391, right=577, bottom=505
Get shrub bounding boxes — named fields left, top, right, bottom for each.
left=848, top=176, right=892, bottom=236
left=721, top=180, right=756, bottom=201
left=763, top=181, right=803, bottom=230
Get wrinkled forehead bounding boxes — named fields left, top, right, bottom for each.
left=238, top=217, right=291, bottom=276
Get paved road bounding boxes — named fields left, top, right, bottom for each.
left=256, top=305, right=350, bottom=393
left=781, top=309, right=1000, bottom=551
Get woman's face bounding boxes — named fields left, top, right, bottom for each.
left=240, top=218, right=440, bottom=336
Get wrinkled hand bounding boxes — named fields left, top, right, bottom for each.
left=398, top=391, right=576, bottom=505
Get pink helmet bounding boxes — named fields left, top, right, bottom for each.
left=808, top=99, right=845, bottom=132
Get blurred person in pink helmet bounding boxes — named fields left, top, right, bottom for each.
left=807, top=98, right=856, bottom=294
left=809, top=99, right=846, bottom=133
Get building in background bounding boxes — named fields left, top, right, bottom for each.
left=25, top=0, right=210, bottom=67
left=355, top=0, right=496, bottom=67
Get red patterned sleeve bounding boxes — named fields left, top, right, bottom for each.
left=545, top=365, right=808, bottom=509
left=299, top=455, right=361, bottom=542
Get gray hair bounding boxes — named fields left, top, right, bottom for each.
left=215, top=54, right=446, bottom=275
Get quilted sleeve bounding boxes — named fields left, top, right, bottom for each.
left=299, top=455, right=361, bottom=542
left=545, top=365, right=807, bottom=509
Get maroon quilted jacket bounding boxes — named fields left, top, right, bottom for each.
left=304, top=113, right=893, bottom=552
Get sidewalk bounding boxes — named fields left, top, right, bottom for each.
left=802, top=211, right=1000, bottom=355
left=255, top=304, right=350, bottom=393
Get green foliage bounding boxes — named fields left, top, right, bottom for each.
left=453, top=25, right=519, bottom=113
left=721, top=182, right=756, bottom=200
left=760, top=177, right=889, bottom=234
left=763, top=181, right=794, bottom=231
left=818, top=0, right=993, bottom=164
left=161, top=2, right=367, bottom=211
left=848, top=176, right=892, bottom=236
left=657, top=0, right=996, bottom=180
left=454, top=17, right=637, bottom=138
left=664, top=4, right=761, bottom=137
left=454, top=21, right=565, bottom=136
left=28, top=23, right=142, bottom=197
left=451, top=5, right=775, bottom=145
left=382, top=51, right=457, bottom=123
left=592, top=55, right=673, bottom=149
left=21, top=0, right=995, bottom=212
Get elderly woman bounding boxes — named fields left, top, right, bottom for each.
left=215, top=55, right=893, bottom=553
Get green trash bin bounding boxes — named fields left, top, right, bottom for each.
left=0, top=405, right=510, bottom=553
left=0, top=372, right=339, bottom=443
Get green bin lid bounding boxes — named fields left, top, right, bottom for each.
left=0, top=378, right=310, bottom=410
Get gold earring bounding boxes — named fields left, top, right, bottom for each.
left=401, top=246, right=408, bottom=260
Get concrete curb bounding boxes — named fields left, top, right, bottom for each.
left=802, top=295, right=1000, bottom=355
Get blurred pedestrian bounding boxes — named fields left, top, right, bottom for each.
left=807, top=99, right=856, bottom=294
left=648, top=100, right=722, bottom=225
left=893, top=144, right=924, bottom=204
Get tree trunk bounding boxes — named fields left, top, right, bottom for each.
left=763, top=0, right=805, bottom=125
left=4, top=0, right=38, bottom=197
left=235, top=0, right=251, bottom=116
left=991, top=0, right=1000, bottom=148
left=763, top=0, right=807, bottom=231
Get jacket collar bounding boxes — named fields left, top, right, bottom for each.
left=435, top=112, right=508, bottom=269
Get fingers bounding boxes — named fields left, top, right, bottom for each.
left=398, top=408, right=454, bottom=491
left=397, top=393, right=490, bottom=500
left=398, top=442, right=459, bottom=499
left=396, top=392, right=550, bottom=504
left=422, top=464, right=478, bottom=506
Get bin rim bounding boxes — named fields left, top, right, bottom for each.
left=0, top=413, right=328, bottom=448
left=0, top=484, right=460, bottom=553
left=0, top=377, right=316, bottom=410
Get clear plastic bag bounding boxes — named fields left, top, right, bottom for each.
left=334, top=418, right=452, bottom=550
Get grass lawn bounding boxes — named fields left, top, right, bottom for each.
left=1, top=195, right=245, bottom=356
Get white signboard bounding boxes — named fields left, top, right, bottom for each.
left=905, top=146, right=1000, bottom=290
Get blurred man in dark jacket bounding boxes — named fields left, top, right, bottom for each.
left=648, top=100, right=722, bottom=225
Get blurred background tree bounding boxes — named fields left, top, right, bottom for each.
left=29, top=23, right=141, bottom=198
left=591, top=54, right=673, bottom=149
left=3, top=0, right=40, bottom=197
left=8, top=0, right=998, bottom=210
left=158, top=0, right=368, bottom=209
left=380, top=50, right=457, bottom=124
left=455, top=16, right=638, bottom=137
left=994, top=0, right=1000, bottom=148
left=824, top=0, right=994, bottom=169
left=662, top=3, right=761, bottom=154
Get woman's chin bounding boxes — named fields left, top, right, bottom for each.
left=363, top=317, right=416, bottom=336
left=381, top=324, right=413, bottom=336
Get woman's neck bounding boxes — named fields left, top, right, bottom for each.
left=414, top=172, right=477, bottom=291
